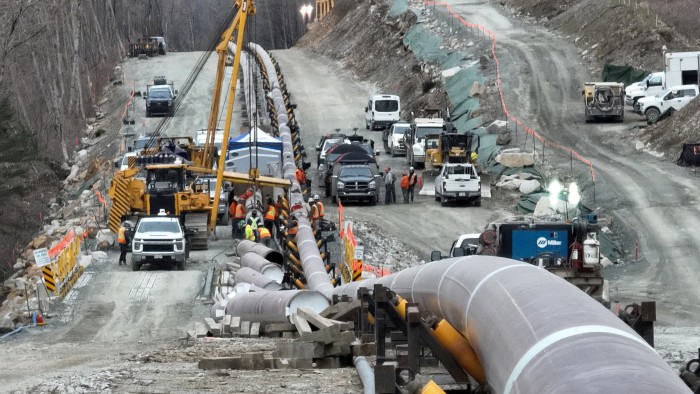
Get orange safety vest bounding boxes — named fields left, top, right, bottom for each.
left=310, top=204, right=319, bottom=221
left=228, top=201, right=237, bottom=218
left=316, top=201, right=325, bottom=218
left=259, top=227, right=271, bottom=239
left=117, top=227, right=127, bottom=244
left=234, top=204, right=246, bottom=219
left=296, top=169, right=306, bottom=184
left=288, top=224, right=298, bottom=236
left=400, top=175, right=409, bottom=190
left=265, top=206, right=276, bottom=221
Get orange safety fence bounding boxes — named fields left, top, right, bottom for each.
left=425, top=1, right=596, bottom=182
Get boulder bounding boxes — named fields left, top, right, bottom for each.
left=496, top=131, right=512, bottom=145
left=533, top=197, right=558, bottom=218
left=95, top=241, right=111, bottom=252
left=96, top=229, right=115, bottom=246
left=486, top=120, right=508, bottom=133
left=496, top=152, right=535, bottom=167
left=469, top=81, right=486, bottom=97
left=66, top=164, right=80, bottom=182
left=518, top=172, right=538, bottom=180
left=496, top=177, right=522, bottom=190
left=519, top=179, right=541, bottom=194
left=13, top=260, right=24, bottom=270
left=91, top=251, right=108, bottom=263
left=76, top=149, right=88, bottom=164
left=32, top=235, right=49, bottom=249
left=0, top=315, right=15, bottom=332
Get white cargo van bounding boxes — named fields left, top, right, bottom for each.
left=664, top=51, right=700, bottom=89
left=365, top=94, right=400, bottom=130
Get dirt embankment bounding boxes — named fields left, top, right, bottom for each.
left=496, top=0, right=699, bottom=157
left=297, top=0, right=449, bottom=116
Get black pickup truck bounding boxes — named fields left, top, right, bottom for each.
left=145, top=77, right=177, bottom=117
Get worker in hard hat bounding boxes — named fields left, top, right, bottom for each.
left=310, top=198, right=320, bottom=232
left=247, top=210, right=263, bottom=241
left=232, top=199, right=246, bottom=239
left=117, top=222, right=131, bottom=266
left=240, top=220, right=255, bottom=242
left=264, top=197, right=277, bottom=235
left=314, top=194, right=324, bottom=220
left=258, top=226, right=274, bottom=248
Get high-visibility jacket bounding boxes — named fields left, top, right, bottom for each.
left=259, top=227, right=271, bottom=239
left=228, top=201, right=237, bottom=219
left=265, top=205, right=276, bottom=221
left=234, top=204, right=245, bottom=219
left=295, top=169, right=306, bottom=184
left=310, top=204, right=320, bottom=221
left=400, top=175, right=409, bottom=190
left=244, top=225, right=256, bottom=241
left=117, top=226, right=128, bottom=244
left=248, top=216, right=262, bottom=230
left=316, top=201, right=325, bottom=218
left=288, top=223, right=298, bottom=237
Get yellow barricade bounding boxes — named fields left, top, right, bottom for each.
left=42, top=229, right=85, bottom=298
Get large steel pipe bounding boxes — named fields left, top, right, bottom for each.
left=250, top=43, right=333, bottom=300
left=240, top=252, right=284, bottom=284
left=236, top=240, right=284, bottom=265
left=235, top=267, right=283, bottom=291
left=333, top=256, right=690, bottom=394
left=225, top=289, right=330, bottom=324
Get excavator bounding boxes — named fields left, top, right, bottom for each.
left=108, top=0, right=290, bottom=250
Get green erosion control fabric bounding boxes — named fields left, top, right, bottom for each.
left=601, top=64, right=649, bottom=86
left=389, top=0, right=409, bottom=17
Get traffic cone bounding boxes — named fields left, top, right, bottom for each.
left=35, top=312, right=47, bottom=326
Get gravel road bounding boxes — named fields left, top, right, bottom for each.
left=443, top=0, right=700, bottom=328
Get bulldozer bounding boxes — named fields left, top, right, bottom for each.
left=426, top=131, right=480, bottom=174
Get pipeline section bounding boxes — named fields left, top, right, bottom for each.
left=225, top=289, right=329, bottom=324
left=234, top=267, right=283, bottom=291
left=333, top=256, right=689, bottom=393
left=236, top=239, right=283, bottom=265
left=249, top=43, right=334, bottom=299
left=240, top=252, right=284, bottom=283
left=353, top=356, right=375, bottom=394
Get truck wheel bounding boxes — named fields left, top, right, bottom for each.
left=365, top=119, right=370, bottom=130
left=434, top=193, right=440, bottom=202
left=369, top=196, right=377, bottom=206
left=332, top=195, right=337, bottom=204
left=645, top=108, right=660, bottom=124
left=370, top=121, right=375, bottom=131
left=131, top=260, right=140, bottom=272
left=177, top=260, right=185, bottom=271
left=440, top=198, right=447, bottom=207
left=474, top=197, right=482, bottom=207
left=146, top=111, right=151, bottom=118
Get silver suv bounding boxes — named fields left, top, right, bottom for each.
left=131, top=216, right=187, bottom=271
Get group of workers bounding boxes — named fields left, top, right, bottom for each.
left=228, top=190, right=280, bottom=248
left=383, top=166, right=419, bottom=204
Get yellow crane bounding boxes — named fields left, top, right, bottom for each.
left=108, top=0, right=290, bottom=249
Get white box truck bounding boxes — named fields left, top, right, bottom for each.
left=664, top=51, right=700, bottom=89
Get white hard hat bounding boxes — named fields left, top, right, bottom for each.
left=409, top=166, right=414, bottom=171
left=314, top=194, right=320, bottom=200
left=308, top=197, right=314, bottom=203
left=158, top=209, right=167, bottom=216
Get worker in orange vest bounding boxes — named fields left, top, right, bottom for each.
left=295, top=167, right=307, bottom=186
left=264, top=197, right=277, bottom=234
left=233, top=201, right=246, bottom=239
left=117, top=222, right=131, bottom=266
left=228, top=199, right=238, bottom=238
left=286, top=218, right=299, bottom=241
left=258, top=226, right=274, bottom=248
left=313, top=194, right=325, bottom=219
left=310, top=198, right=320, bottom=232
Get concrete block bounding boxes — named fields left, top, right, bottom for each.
left=241, top=352, right=265, bottom=370
left=205, top=318, right=221, bottom=336
left=240, top=321, right=250, bottom=337
left=274, top=358, right=290, bottom=369
left=319, top=303, right=339, bottom=318
left=296, top=307, right=334, bottom=329
left=231, top=316, right=241, bottom=334
left=264, top=356, right=274, bottom=369
left=323, top=343, right=351, bottom=357
left=250, top=322, right=260, bottom=337
left=327, top=319, right=354, bottom=331
left=335, top=331, right=357, bottom=346
left=223, top=315, right=232, bottom=334
left=328, top=300, right=360, bottom=321
left=351, top=342, right=376, bottom=357
left=264, top=323, right=296, bottom=334
left=292, top=314, right=312, bottom=335
left=288, top=357, right=313, bottom=369
left=300, top=325, right=341, bottom=344
left=273, top=342, right=320, bottom=359
left=194, top=322, right=208, bottom=338
left=314, top=356, right=342, bottom=369
left=198, top=357, right=241, bottom=370
left=282, top=331, right=299, bottom=339
left=186, top=330, right=197, bottom=340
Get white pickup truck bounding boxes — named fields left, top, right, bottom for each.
left=636, top=84, right=699, bottom=124
left=434, top=163, right=481, bottom=206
